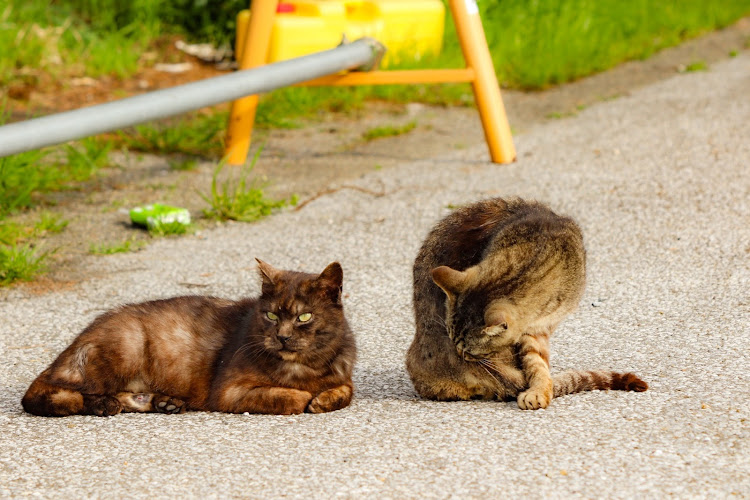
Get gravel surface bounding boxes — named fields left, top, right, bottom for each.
left=1, top=52, right=748, bottom=499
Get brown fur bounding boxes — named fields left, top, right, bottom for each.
left=22, top=261, right=356, bottom=417
left=406, top=198, right=647, bottom=409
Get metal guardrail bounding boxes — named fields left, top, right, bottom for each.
left=0, top=38, right=384, bottom=158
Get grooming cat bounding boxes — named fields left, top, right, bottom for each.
left=406, top=198, right=647, bottom=409
left=22, top=260, right=356, bottom=417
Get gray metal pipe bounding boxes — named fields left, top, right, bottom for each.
left=0, top=38, right=383, bottom=157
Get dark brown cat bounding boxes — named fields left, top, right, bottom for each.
left=406, top=198, right=647, bottom=409
left=22, top=260, right=356, bottom=417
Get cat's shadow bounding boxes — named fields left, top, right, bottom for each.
left=352, top=365, right=419, bottom=401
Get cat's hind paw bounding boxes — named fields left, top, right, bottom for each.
left=517, top=387, right=552, bottom=410
left=153, top=395, right=186, bottom=414
left=83, top=394, right=122, bottom=417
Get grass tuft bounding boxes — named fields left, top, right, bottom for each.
left=0, top=150, right=48, bottom=218
left=683, top=60, right=708, bottom=72
left=200, top=152, right=294, bottom=223
left=0, top=243, right=50, bottom=286
left=148, top=221, right=192, bottom=237
left=363, top=121, right=418, bottom=141
left=118, top=112, right=227, bottom=157
left=89, top=237, right=146, bottom=255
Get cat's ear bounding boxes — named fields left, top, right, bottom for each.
left=316, top=262, right=343, bottom=303
left=484, top=302, right=511, bottom=331
left=256, top=258, right=281, bottom=286
left=431, top=266, right=471, bottom=298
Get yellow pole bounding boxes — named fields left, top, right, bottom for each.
left=225, top=0, right=279, bottom=165
left=449, top=0, right=516, bottom=163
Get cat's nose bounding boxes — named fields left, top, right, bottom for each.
left=277, top=335, right=291, bottom=345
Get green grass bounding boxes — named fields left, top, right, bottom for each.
left=4, top=0, right=749, bottom=92
left=363, top=121, right=418, bottom=141
left=89, top=236, right=146, bottom=255
left=0, top=211, right=66, bottom=286
left=118, top=112, right=227, bottom=157
left=169, top=158, right=199, bottom=171
left=468, top=0, right=750, bottom=89
left=200, top=153, right=294, bottom=223
left=1, top=105, right=105, bottom=286
left=3, top=0, right=748, bottom=151
left=683, top=60, right=708, bottom=72
left=245, top=0, right=750, bottom=124
left=148, top=221, right=192, bottom=237
left=0, top=136, right=111, bottom=218
left=0, top=243, right=50, bottom=286
left=0, top=213, right=66, bottom=245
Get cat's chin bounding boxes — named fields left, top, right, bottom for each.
left=277, top=350, right=300, bottom=362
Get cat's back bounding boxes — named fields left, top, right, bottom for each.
left=80, top=295, right=254, bottom=350
left=414, top=198, right=552, bottom=279
left=415, top=198, right=582, bottom=271
left=413, top=198, right=585, bottom=313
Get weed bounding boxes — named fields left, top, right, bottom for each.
left=169, top=158, right=199, bottom=171
left=118, top=112, right=227, bottom=157
left=0, top=221, right=29, bottom=246
left=729, top=50, right=738, bottom=57
left=546, top=105, right=586, bottom=120
left=0, top=211, right=65, bottom=283
left=363, top=121, right=417, bottom=141
left=683, top=60, right=708, bottom=72
left=89, top=237, right=146, bottom=255
left=0, top=150, right=47, bottom=218
left=0, top=243, right=50, bottom=286
left=64, top=137, right=113, bottom=181
left=33, top=212, right=68, bottom=237
left=200, top=152, right=293, bottom=223
left=148, top=221, right=192, bottom=237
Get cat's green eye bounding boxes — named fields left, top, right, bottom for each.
left=266, top=311, right=279, bottom=322
left=297, top=313, right=313, bottom=322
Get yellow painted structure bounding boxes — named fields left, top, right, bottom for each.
left=236, top=1, right=445, bottom=67
left=226, top=0, right=516, bottom=165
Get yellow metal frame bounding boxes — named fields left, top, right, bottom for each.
left=225, top=0, right=516, bottom=165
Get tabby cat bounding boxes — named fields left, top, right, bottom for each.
left=22, top=260, right=356, bottom=417
left=406, top=198, right=647, bottom=409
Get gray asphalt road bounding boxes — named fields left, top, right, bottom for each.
left=1, top=52, right=748, bottom=499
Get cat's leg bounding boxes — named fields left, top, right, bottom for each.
left=22, top=367, right=126, bottom=417
left=22, top=371, right=85, bottom=417
left=516, top=333, right=554, bottom=410
left=306, top=384, right=353, bottom=413
left=213, top=382, right=313, bottom=415
left=114, top=392, right=186, bottom=414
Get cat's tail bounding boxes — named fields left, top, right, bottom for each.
left=552, top=370, right=648, bottom=398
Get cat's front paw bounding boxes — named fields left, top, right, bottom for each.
left=153, top=395, right=186, bottom=414
left=517, top=387, right=552, bottom=410
left=306, top=385, right=353, bottom=414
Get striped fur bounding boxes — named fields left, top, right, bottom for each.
left=406, top=198, right=648, bottom=409
left=553, top=370, right=648, bottom=398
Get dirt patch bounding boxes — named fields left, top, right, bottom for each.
left=3, top=19, right=749, bottom=290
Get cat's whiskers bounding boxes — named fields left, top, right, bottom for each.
left=231, top=338, right=272, bottom=366
left=477, top=359, right=502, bottom=396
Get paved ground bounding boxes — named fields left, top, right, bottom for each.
left=1, top=49, right=748, bottom=498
